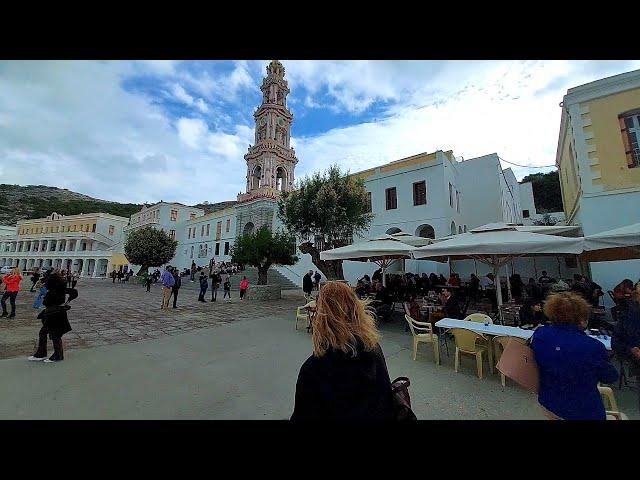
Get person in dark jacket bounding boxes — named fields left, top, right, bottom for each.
left=210, top=271, right=221, bottom=302
left=291, top=281, right=396, bottom=421
left=531, top=292, right=618, bottom=420
left=198, top=272, right=208, bottom=302
left=302, top=270, right=314, bottom=297
left=518, top=299, right=548, bottom=327
left=171, top=268, right=182, bottom=308
left=30, top=269, right=41, bottom=292
left=440, top=288, right=461, bottom=319
left=145, top=274, right=153, bottom=292
left=28, top=271, right=77, bottom=363
left=612, top=286, right=640, bottom=378
left=372, top=268, right=383, bottom=283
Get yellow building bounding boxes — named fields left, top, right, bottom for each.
left=556, top=68, right=640, bottom=299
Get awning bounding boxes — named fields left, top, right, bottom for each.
left=108, top=253, right=130, bottom=266
left=582, top=223, right=640, bottom=262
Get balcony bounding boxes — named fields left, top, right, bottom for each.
left=123, top=218, right=160, bottom=232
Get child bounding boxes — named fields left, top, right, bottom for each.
left=223, top=278, right=231, bottom=300
left=239, top=276, right=249, bottom=300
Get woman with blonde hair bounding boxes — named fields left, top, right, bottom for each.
left=531, top=291, right=617, bottom=420
left=291, top=281, right=395, bottom=420
left=1, top=266, right=23, bottom=319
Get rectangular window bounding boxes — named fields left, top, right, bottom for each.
left=216, top=221, right=222, bottom=240
left=170, top=209, right=178, bottom=221
left=206, top=224, right=210, bottom=236
left=365, top=192, right=372, bottom=212
left=190, top=213, right=196, bottom=220
left=412, top=181, right=426, bottom=206
left=215, top=243, right=220, bottom=256
left=385, top=187, right=397, bottom=210
left=449, top=183, right=453, bottom=207
left=201, top=225, right=205, bottom=237
left=226, top=219, right=230, bottom=232
left=108, top=225, right=114, bottom=235
left=169, top=229, right=176, bottom=240
left=92, top=223, right=96, bottom=232
left=190, top=246, right=194, bottom=258
left=224, top=242, right=230, bottom=255
left=522, top=209, right=530, bottom=218
left=456, top=190, right=460, bottom=213
left=620, top=111, right=640, bottom=168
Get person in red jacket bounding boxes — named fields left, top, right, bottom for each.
left=239, top=276, right=249, bottom=300
left=1, top=267, right=23, bottom=319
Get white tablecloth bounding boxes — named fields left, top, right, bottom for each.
left=434, top=318, right=611, bottom=350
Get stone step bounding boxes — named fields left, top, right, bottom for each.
left=181, top=267, right=299, bottom=290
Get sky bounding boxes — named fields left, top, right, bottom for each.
left=1, top=59, right=639, bottom=206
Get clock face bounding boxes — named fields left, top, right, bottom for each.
left=278, top=118, right=284, bottom=126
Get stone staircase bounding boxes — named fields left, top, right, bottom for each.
left=228, top=267, right=299, bottom=290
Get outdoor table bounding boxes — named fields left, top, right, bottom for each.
left=434, top=318, right=612, bottom=350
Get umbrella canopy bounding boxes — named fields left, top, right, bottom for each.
left=412, top=224, right=584, bottom=320
left=320, top=236, right=419, bottom=286
left=582, top=223, right=640, bottom=262
left=383, top=231, right=433, bottom=247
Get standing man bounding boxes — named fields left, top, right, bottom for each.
left=160, top=266, right=175, bottom=310
left=210, top=269, right=221, bottom=302
left=198, top=271, right=208, bottom=302
left=190, top=261, right=197, bottom=282
left=171, top=267, right=182, bottom=309
left=145, top=273, right=153, bottom=293
left=313, top=271, right=321, bottom=291
left=302, top=270, right=314, bottom=298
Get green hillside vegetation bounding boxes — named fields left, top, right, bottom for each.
left=23, top=197, right=142, bottom=219
left=520, top=170, right=563, bottom=213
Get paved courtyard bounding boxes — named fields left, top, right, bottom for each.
left=0, top=279, right=638, bottom=419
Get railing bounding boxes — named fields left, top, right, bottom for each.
left=123, top=218, right=159, bottom=231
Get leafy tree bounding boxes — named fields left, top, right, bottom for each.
left=533, top=213, right=559, bottom=226
left=278, top=164, right=374, bottom=280
left=520, top=171, right=563, bottom=213
left=231, top=225, right=298, bottom=285
left=124, top=226, right=177, bottom=275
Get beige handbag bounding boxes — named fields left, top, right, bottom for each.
left=496, top=338, right=539, bottom=393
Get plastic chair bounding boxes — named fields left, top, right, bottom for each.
left=493, top=336, right=528, bottom=390
left=450, top=328, right=493, bottom=379
left=295, top=306, right=309, bottom=331
left=404, top=314, right=440, bottom=365
left=599, top=385, right=629, bottom=420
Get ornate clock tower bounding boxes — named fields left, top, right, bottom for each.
left=236, top=60, right=299, bottom=237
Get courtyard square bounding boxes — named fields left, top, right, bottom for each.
left=0, top=279, right=637, bottom=420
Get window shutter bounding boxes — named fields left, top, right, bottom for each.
left=619, top=115, right=635, bottom=168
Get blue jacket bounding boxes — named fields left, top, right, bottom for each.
left=531, top=324, right=618, bottom=420
left=612, top=302, right=640, bottom=358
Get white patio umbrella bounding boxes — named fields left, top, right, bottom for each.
left=582, top=223, right=640, bottom=262
left=412, top=224, right=584, bottom=319
left=383, top=231, right=433, bottom=247
left=319, top=236, right=420, bottom=286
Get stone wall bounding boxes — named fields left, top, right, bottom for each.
left=248, top=284, right=282, bottom=301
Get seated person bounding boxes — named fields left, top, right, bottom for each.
left=549, top=278, right=570, bottom=293
left=538, top=270, right=552, bottom=287
left=526, top=277, right=544, bottom=302
left=518, top=299, right=548, bottom=327
left=438, top=274, right=448, bottom=286
left=406, top=293, right=422, bottom=322
left=372, top=282, right=393, bottom=322
left=612, top=285, right=640, bottom=380
left=354, top=280, right=367, bottom=298
left=468, top=273, right=480, bottom=300
left=613, top=279, right=635, bottom=302
left=439, top=288, right=461, bottom=320
left=429, top=273, right=439, bottom=286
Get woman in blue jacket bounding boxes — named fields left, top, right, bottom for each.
left=531, top=292, right=618, bottom=420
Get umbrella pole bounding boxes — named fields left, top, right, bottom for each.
left=493, top=259, right=504, bottom=324
left=506, top=262, right=512, bottom=302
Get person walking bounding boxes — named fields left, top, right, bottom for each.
left=1, top=267, right=23, bottom=319
left=302, top=270, right=314, bottom=298
left=198, top=272, right=208, bottom=302
left=71, top=270, right=79, bottom=289
left=160, top=266, right=175, bottom=310
left=111, top=269, right=117, bottom=283
left=531, top=292, right=618, bottom=420
left=239, top=276, right=249, bottom=300
left=223, top=276, right=231, bottom=300
left=30, top=268, right=41, bottom=292
left=291, top=281, right=396, bottom=421
left=28, top=270, right=78, bottom=363
left=314, top=271, right=321, bottom=291
left=145, top=274, right=152, bottom=292
left=210, top=270, right=221, bottom=302
left=190, top=261, right=197, bottom=282
left=171, top=267, right=182, bottom=308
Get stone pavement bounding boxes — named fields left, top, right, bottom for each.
left=0, top=277, right=301, bottom=360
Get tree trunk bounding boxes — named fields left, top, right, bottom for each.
left=137, top=265, right=148, bottom=276
left=257, top=266, right=268, bottom=285
left=299, top=242, right=344, bottom=280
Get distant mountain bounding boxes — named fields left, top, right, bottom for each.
left=0, top=184, right=236, bottom=226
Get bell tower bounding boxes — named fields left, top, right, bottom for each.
left=239, top=60, right=298, bottom=202
left=236, top=61, right=299, bottom=237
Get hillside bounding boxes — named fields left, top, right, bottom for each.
left=519, top=170, right=563, bottom=213
left=0, top=184, right=237, bottom=226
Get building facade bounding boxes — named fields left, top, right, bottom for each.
left=556, top=68, right=640, bottom=303
left=0, top=212, right=129, bottom=277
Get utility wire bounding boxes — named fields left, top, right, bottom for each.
left=498, top=156, right=556, bottom=169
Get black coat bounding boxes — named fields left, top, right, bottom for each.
left=291, top=341, right=396, bottom=421
left=613, top=302, right=640, bottom=374
left=302, top=274, right=314, bottom=293
left=38, top=305, right=72, bottom=338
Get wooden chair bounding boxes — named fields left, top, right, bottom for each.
left=450, top=328, right=493, bottom=379
left=493, top=335, right=528, bottom=390
left=404, top=314, right=440, bottom=365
